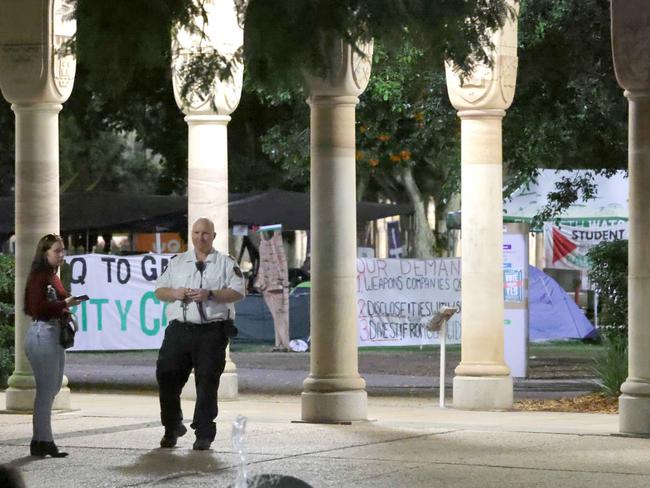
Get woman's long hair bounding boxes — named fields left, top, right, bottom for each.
left=24, top=234, right=64, bottom=315
left=29, top=234, right=64, bottom=274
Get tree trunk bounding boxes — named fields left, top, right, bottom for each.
left=399, top=165, right=434, bottom=259
left=437, top=192, right=460, bottom=257
left=356, top=173, right=373, bottom=248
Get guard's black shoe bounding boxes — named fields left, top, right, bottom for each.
left=192, top=438, right=212, bottom=451
left=30, top=440, right=44, bottom=457
left=42, top=441, right=68, bottom=458
left=31, top=440, right=68, bottom=457
left=160, top=424, right=187, bottom=448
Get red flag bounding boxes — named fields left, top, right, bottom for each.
left=552, top=226, right=577, bottom=263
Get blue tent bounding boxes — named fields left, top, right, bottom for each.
left=528, top=265, right=597, bottom=341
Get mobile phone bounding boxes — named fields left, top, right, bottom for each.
left=74, top=295, right=90, bottom=301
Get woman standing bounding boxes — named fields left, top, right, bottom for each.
left=23, top=234, right=81, bottom=457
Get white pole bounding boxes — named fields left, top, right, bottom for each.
left=439, top=320, right=447, bottom=408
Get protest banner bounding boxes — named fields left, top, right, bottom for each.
left=544, top=221, right=628, bottom=270
left=356, top=257, right=462, bottom=346
left=67, top=254, right=463, bottom=350
left=65, top=254, right=171, bottom=351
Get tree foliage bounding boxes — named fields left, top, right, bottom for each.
left=72, top=0, right=514, bottom=99
left=588, top=238, right=628, bottom=398
left=356, top=44, right=459, bottom=202
left=242, top=0, right=514, bottom=91
left=355, top=43, right=460, bottom=256
left=257, top=40, right=460, bottom=256
left=1, top=0, right=628, bottom=215
left=587, top=239, right=628, bottom=333
left=0, top=103, right=15, bottom=195
left=58, top=111, right=162, bottom=194
left=0, top=255, right=15, bottom=388
left=503, top=0, right=626, bottom=213
left=65, top=0, right=513, bottom=196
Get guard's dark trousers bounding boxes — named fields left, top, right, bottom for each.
left=156, top=321, right=228, bottom=441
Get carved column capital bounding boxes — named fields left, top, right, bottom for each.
left=612, top=0, right=650, bottom=95
left=445, top=2, right=518, bottom=113
left=172, top=0, right=243, bottom=117
left=304, top=35, right=373, bottom=99
left=0, top=0, right=76, bottom=105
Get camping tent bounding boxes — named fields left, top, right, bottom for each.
left=503, top=170, right=628, bottom=224
left=528, top=265, right=597, bottom=341
left=236, top=267, right=598, bottom=343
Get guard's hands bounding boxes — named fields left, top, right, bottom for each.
left=174, top=288, right=190, bottom=302
left=186, top=288, right=210, bottom=303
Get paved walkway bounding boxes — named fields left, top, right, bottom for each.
left=64, top=351, right=598, bottom=400
left=1, top=391, right=649, bottom=488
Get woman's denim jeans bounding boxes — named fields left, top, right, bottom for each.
left=25, top=320, right=65, bottom=441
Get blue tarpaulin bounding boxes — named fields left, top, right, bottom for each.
left=234, top=288, right=310, bottom=342
left=528, top=265, right=597, bottom=341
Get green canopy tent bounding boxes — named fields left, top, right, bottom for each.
left=503, top=169, right=628, bottom=225
left=448, top=170, right=629, bottom=230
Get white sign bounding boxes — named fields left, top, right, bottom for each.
left=503, top=228, right=529, bottom=378
left=65, top=254, right=172, bottom=351
left=356, top=258, right=462, bottom=346
left=503, top=234, right=526, bottom=304
left=544, top=221, right=628, bottom=270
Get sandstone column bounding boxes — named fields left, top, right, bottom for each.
left=611, top=0, right=650, bottom=435
left=444, top=4, right=518, bottom=409
left=302, top=39, right=372, bottom=422
left=172, top=0, right=243, bottom=399
left=0, top=0, right=76, bottom=411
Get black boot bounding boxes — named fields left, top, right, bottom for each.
left=160, top=423, right=187, bottom=448
left=30, top=440, right=45, bottom=457
left=43, top=441, right=68, bottom=457
left=32, top=441, right=68, bottom=458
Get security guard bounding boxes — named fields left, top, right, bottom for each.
left=155, top=217, right=245, bottom=451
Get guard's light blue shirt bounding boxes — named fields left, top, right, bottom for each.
left=155, top=248, right=246, bottom=323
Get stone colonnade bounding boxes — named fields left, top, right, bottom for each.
left=4, top=1, right=645, bottom=437
left=0, top=0, right=521, bottom=419
left=0, top=0, right=77, bottom=410
left=443, top=2, right=519, bottom=409
left=611, top=0, right=650, bottom=435
left=301, top=39, right=373, bottom=421
left=171, top=0, right=244, bottom=400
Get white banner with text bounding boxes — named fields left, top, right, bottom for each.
left=544, top=221, right=628, bottom=270
left=65, top=254, right=172, bottom=351
left=356, top=258, right=462, bottom=346
left=65, top=254, right=463, bottom=350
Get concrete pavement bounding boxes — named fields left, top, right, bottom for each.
left=64, top=351, right=598, bottom=400
left=1, top=391, right=649, bottom=488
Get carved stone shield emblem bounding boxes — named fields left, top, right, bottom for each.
left=52, top=0, right=76, bottom=97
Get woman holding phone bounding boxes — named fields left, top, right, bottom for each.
left=23, top=234, right=83, bottom=457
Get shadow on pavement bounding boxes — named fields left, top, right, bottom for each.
left=112, top=448, right=229, bottom=477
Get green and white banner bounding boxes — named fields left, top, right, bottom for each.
left=65, top=254, right=172, bottom=351
left=356, top=258, right=462, bottom=346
